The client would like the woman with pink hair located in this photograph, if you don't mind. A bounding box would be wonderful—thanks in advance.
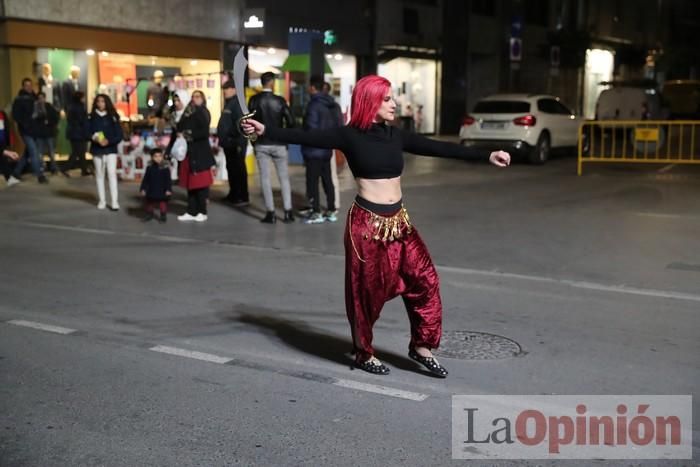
[242,75,510,377]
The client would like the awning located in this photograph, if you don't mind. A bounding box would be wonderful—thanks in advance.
[280,54,333,73]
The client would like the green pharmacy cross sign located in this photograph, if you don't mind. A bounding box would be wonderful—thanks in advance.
[324,30,337,46]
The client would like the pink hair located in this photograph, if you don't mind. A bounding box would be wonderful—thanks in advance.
[348,75,391,131]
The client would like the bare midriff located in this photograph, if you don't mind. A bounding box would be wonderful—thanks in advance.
[355,176,403,204]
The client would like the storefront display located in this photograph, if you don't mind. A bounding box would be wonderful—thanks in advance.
[378,57,437,134]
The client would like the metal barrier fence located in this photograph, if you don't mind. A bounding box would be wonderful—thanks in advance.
[577,120,700,175]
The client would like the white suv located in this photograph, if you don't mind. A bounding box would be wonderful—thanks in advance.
[459,94,581,164]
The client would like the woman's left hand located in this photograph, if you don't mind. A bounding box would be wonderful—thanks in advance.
[99,139,109,147]
[489,150,511,167]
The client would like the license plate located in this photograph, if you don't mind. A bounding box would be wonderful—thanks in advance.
[481,122,506,130]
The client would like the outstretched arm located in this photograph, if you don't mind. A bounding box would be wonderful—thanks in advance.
[401,129,510,167]
[242,119,344,150]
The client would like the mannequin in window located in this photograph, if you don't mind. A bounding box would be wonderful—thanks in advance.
[147,70,167,118]
[38,63,61,108]
[62,66,83,112]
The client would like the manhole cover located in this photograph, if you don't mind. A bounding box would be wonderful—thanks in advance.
[434,331,523,360]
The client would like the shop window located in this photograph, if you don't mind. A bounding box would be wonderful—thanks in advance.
[403,8,420,35]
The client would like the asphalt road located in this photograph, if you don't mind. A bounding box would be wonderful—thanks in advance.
[1,152,698,466]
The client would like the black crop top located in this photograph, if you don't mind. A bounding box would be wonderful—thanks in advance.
[265,123,486,179]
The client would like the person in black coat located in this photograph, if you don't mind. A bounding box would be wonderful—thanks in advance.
[65,91,91,176]
[11,78,47,183]
[217,80,249,206]
[176,90,215,222]
[33,92,61,175]
[0,112,20,185]
[301,76,342,224]
[140,148,172,223]
[88,94,124,210]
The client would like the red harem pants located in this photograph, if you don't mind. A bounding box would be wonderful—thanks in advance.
[344,202,442,362]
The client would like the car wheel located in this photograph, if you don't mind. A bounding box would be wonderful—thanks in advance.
[529,132,550,165]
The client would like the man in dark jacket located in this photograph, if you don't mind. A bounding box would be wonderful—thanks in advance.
[11,78,47,183]
[217,80,249,206]
[302,76,341,224]
[65,91,91,176]
[248,72,296,224]
[34,92,61,175]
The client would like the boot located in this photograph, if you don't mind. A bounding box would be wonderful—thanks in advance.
[260,211,277,224]
[283,210,295,224]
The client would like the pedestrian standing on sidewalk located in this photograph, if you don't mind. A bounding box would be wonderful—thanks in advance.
[65,91,91,176]
[302,76,341,224]
[33,92,61,176]
[140,148,172,223]
[0,109,20,186]
[217,80,249,206]
[247,72,296,224]
[176,90,215,223]
[242,75,511,377]
[1,116,20,186]
[11,78,47,184]
[88,94,123,211]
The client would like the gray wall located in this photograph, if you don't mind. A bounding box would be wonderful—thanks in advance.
[2,0,244,41]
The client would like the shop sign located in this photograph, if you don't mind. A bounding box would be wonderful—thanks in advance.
[243,9,265,35]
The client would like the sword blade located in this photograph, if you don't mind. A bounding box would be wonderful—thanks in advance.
[233,48,250,114]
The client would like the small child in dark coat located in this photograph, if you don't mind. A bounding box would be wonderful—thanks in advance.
[140,148,172,222]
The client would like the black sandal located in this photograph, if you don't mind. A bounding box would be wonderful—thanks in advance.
[355,358,390,375]
[409,349,448,378]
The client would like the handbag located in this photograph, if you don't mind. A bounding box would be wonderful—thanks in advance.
[171,135,187,161]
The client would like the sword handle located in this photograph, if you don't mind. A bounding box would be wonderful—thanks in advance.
[238,110,258,142]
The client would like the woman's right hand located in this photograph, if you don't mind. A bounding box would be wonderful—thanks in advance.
[3,149,19,161]
[241,118,265,137]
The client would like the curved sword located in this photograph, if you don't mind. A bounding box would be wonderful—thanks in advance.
[233,47,257,142]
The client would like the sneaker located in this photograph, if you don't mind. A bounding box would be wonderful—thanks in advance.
[233,200,250,208]
[324,210,339,222]
[194,213,208,222]
[298,207,313,217]
[142,213,154,222]
[97,202,107,210]
[177,213,197,222]
[109,205,120,212]
[38,175,49,184]
[304,212,325,224]
[7,176,21,187]
[158,213,167,223]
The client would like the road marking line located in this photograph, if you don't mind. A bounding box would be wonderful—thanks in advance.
[333,378,429,401]
[439,265,700,304]
[16,222,117,236]
[6,320,77,335]
[11,219,700,304]
[149,345,232,364]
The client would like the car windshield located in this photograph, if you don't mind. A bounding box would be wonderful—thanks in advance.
[473,101,531,113]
